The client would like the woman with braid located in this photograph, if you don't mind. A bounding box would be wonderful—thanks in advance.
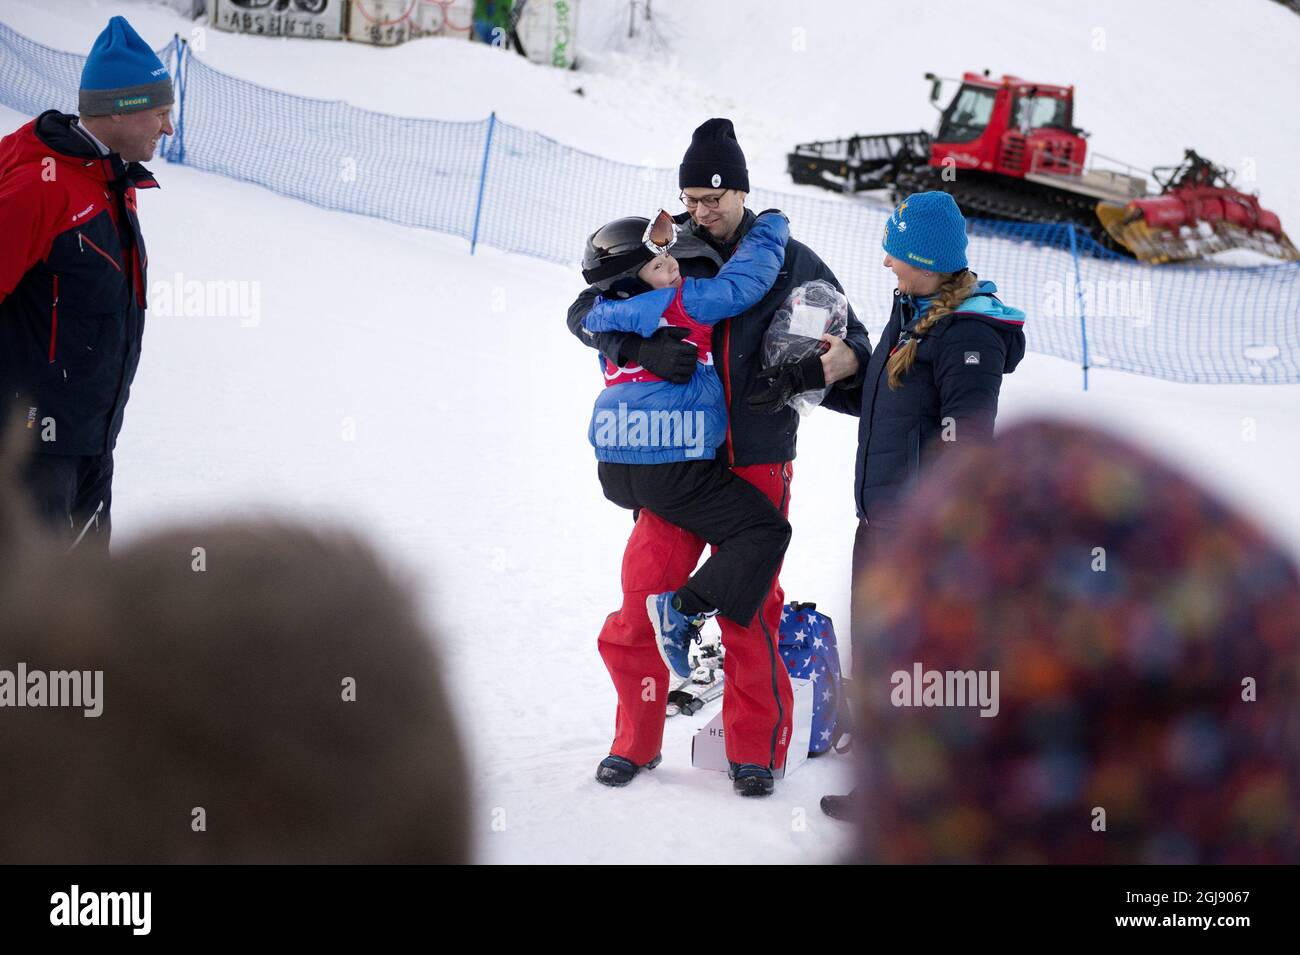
[750,192,1026,820]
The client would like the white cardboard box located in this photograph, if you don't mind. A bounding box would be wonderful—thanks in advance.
[690,677,814,779]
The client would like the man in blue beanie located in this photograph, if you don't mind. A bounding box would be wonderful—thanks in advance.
[566,117,874,796]
[0,16,173,550]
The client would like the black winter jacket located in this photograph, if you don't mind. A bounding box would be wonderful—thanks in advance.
[822,281,1026,520]
[0,111,156,456]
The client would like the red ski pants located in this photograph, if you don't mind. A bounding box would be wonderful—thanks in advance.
[597,462,795,770]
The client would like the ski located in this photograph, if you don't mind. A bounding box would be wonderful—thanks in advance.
[665,636,725,717]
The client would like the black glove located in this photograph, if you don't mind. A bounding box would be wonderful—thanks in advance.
[621,327,696,384]
[747,353,826,415]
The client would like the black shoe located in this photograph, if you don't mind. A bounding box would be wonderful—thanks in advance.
[729,761,774,797]
[595,751,662,787]
[819,789,858,820]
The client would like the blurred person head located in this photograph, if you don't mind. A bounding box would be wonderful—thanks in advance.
[852,419,1300,864]
[0,440,469,864]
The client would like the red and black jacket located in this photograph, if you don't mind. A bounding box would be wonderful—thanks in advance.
[0,110,157,456]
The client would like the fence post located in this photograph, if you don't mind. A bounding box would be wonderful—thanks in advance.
[165,34,188,164]
[470,112,497,255]
[1067,223,1090,391]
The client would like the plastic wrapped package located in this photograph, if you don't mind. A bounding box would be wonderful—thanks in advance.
[759,279,849,415]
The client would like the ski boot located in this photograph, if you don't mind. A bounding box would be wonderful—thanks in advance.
[646,591,707,679]
[819,790,857,820]
[729,761,775,797]
[595,752,662,788]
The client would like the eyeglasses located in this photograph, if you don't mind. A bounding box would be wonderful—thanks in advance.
[679,190,728,211]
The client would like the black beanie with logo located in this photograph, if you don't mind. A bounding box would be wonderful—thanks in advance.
[679,118,749,193]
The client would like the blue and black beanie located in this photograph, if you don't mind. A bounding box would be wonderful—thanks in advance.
[79,16,174,117]
[882,191,969,273]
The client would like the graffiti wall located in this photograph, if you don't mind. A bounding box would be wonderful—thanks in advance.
[210,0,348,40]
[210,0,575,61]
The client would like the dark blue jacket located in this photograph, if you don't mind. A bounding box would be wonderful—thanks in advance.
[0,111,155,456]
[823,280,1026,520]
[568,209,873,467]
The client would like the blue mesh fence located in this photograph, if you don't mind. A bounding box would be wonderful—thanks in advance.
[175,49,490,237]
[3,21,1297,384]
[0,19,110,115]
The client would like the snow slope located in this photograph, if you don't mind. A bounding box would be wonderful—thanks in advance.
[2,0,1298,864]
[8,0,1300,226]
[581,0,1300,232]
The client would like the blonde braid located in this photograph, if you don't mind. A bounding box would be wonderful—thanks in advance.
[886,270,979,390]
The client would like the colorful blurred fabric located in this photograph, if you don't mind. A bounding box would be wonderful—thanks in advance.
[852,419,1300,864]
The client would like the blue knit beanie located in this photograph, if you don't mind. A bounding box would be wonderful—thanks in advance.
[882,191,968,273]
[79,17,174,117]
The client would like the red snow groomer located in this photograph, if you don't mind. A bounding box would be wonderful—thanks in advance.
[1095,150,1298,263]
[787,71,1299,264]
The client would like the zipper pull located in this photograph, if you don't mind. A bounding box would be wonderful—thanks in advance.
[78,233,84,252]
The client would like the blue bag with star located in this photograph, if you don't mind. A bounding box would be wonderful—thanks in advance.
[778,601,848,756]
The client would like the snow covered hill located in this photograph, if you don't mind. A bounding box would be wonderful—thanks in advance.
[8,0,1300,227]
[1,0,1298,864]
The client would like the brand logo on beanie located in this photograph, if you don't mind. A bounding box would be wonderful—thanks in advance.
[115,95,150,108]
[710,173,721,188]
[891,200,909,231]
[906,252,935,265]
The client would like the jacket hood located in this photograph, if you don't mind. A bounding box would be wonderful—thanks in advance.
[670,229,725,269]
[946,279,1027,374]
[676,207,754,262]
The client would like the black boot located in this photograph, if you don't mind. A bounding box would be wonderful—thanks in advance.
[819,789,858,820]
[595,751,662,787]
[729,761,775,797]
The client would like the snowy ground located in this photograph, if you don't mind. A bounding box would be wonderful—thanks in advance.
[2,0,1298,864]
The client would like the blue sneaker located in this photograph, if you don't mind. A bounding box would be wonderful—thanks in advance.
[646,592,706,679]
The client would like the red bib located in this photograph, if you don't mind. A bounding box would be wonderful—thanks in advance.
[603,287,713,387]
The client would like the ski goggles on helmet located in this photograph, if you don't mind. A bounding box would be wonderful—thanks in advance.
[642,208,679,256]
[582,209,680,287]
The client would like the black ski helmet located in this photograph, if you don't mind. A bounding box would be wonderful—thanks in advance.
[582,210,678,290]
